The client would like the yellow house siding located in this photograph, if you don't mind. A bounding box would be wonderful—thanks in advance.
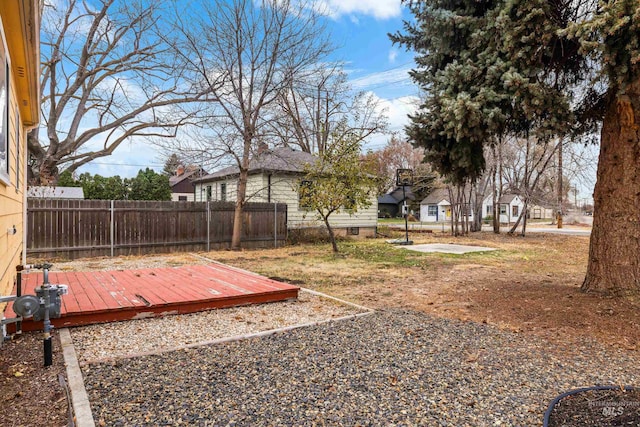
[270,175,378,230]
[0,1,39,314]
[0,68,26,299]
[195,173,378,232]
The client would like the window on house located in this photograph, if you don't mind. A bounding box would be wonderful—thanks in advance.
[344,195,356,211]
[427,205,438,216]
[298,180,313,209]
[486,204,493,215]
[206,185,212,201]
[512,205,519,217]
[178,195,187,201]
[500,204,507,215]
[347,227,359,236]
[0,27,9,185]
[220,183,226,202]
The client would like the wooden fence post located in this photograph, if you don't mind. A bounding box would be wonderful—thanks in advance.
[110,200,115,257]
[206,201,210,252]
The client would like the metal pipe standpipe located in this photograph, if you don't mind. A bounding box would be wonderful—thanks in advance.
[32,264,68,367]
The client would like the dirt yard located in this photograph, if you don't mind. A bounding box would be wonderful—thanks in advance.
[24,229,640,353]
[208,230,640,354]
[4,229,640,425]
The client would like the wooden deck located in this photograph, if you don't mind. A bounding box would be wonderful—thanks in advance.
[5,263,299,333]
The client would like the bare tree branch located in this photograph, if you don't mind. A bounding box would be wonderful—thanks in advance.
[29,0,215,184]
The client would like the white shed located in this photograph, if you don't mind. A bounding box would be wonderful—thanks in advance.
[482,194,524,224]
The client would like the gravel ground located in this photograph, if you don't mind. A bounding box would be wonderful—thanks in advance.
[71,290,363,364]
[80,310,640,426]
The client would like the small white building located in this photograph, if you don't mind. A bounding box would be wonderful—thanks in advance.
[419,188,452,222]
[192,147,378,237]
[27,186,84,199]
[529,204,555,220]
[419,187,478,222]
[482,194,524,224]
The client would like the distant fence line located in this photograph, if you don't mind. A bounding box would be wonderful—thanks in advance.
[27,199,287,260]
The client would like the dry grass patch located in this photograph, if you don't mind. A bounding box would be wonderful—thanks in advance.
[207,231,640,353]
[38,231,640,353]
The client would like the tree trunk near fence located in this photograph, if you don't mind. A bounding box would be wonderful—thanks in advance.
[231,165,249,251]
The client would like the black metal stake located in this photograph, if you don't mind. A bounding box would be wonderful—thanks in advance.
[403,185,409,244]
[16,266,23,334]
[42,264,53,367]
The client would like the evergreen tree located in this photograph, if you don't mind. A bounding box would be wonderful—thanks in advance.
[128,168,172,201]
[78,173,129,200]
[392,0,640,295]
[56,170,81,187]
[162,154,183,176]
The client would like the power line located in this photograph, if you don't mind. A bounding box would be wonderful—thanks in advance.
[85,161,164,167]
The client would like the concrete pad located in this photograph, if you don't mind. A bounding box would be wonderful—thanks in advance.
[397,243,497,254]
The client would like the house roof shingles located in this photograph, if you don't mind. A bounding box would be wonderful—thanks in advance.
[169,168,204,187]
[378,194,399,205]
[194,147,315,183]
[420,188,450,205]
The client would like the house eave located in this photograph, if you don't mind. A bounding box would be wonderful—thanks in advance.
[0,0,40,127]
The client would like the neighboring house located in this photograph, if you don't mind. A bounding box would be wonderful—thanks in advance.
[419,187,478,222]
[482,194,525,224]
[377,186,415,218]
[192,147,378,237]
[0,2,40,305]
[27,186,84,199]
[529,204,555,220]
[419,188,452,222]
[169,165,205,202]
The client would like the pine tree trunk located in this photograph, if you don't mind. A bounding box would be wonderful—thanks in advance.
[582,87,640,295]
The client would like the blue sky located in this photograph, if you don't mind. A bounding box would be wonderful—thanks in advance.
[81,0,420,177]
[72,0,597,202]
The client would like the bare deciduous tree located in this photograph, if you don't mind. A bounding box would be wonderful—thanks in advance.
[269,64,388,155]
[366,135,428,195]
[500,135,561,236]
[30,0,212,184]
[169,0,333,250]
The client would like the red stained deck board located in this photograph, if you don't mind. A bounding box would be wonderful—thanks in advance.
[5,263,299,333]
[169,266,256,297]
[160,266,250,299]
[135,268,216,302]
[188,264,283,293]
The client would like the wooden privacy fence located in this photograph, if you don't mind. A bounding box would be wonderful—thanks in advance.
[27,199,288,260]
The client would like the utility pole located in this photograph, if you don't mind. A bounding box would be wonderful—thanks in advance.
[557,139,563,228]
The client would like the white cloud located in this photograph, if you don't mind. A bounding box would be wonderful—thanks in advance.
[388,49,398,64]
[350,66,413,91]
[364,92,420,151]
[316,0,402,19]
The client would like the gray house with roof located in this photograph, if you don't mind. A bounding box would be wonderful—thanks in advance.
[377,186,415,218]
[192,147,378,237]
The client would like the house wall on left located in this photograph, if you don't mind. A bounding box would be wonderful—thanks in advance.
[0,1,40,310]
